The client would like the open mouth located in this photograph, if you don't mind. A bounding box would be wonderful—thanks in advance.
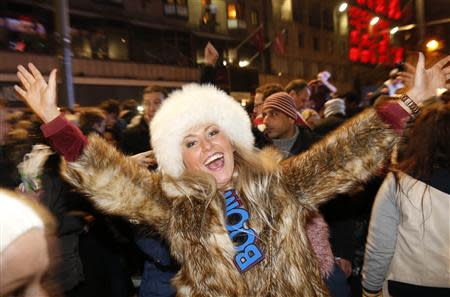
[204,153,225,171]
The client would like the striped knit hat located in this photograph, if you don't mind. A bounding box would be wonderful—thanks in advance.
[263,92,300,120]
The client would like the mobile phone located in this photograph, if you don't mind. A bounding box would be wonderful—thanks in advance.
[395,62,405,72]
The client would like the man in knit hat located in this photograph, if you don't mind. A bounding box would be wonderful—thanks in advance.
[262,92,318,158]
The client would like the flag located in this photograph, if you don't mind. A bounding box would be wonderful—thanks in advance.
[400,0,414,22]
[252,26,265,53]
[273,29,286,55]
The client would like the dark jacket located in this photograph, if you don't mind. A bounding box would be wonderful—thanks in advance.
[120,115,178,296]
[41,154,86,291]
[289,125,320,156]
[0,143,20,188]
[314,114,347,137]
[134,227,178,297]
[120,116,150,155]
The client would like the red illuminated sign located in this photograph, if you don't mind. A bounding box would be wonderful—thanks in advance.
[349,0,403,65]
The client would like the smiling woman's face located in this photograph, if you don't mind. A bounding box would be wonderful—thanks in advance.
[181,123,235,189]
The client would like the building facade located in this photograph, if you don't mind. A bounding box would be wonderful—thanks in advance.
[1,0,414,106]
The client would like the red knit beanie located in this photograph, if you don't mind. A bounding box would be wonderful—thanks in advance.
[263,92,300,120]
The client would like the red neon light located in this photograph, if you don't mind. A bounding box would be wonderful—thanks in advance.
[348,3,403,65]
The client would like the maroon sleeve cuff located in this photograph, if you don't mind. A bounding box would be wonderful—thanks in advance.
[40,114,88,162]
[376,101,411,134]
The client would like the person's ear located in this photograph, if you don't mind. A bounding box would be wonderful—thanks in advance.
[288,117,295,125]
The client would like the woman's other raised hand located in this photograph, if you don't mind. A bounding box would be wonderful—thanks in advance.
[14,63,60,123]
[406,53,450,105]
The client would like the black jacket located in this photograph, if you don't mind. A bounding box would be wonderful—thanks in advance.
[120,116,150,155]
[289,125,320,156]
[313,115,347,137]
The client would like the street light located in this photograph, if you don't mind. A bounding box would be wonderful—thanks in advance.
[426,39,439,51]
[390,26,399,34]
[370,16,380,26]
[239,60,250,67]
[338,2,348,13]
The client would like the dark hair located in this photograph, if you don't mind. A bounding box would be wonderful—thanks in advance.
[121,99,138,111]
[285,79,308,94]
[99,99,121,116]
[143,85,168,98]
[255,83,284,101]
[396,101,450,180]
[79,108,105,132]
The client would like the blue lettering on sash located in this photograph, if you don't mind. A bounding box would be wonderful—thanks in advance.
[223,190,264,273]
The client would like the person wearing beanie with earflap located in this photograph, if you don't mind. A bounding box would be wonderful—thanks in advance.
[262,92,317,158]
[263,93,350,297]
[0,189,56,297]
[14,53,450,296]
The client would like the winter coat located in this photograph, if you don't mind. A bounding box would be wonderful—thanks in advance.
[120,115,150,155]
[60,108,401,297]
[363,170,450,296]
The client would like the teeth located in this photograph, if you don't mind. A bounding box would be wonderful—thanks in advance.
[205,153,223,165]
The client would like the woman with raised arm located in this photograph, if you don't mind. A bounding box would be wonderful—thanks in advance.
[362,97,450,297]
[15,53,450,297]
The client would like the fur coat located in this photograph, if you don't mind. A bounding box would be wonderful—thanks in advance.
[62,108,400,297]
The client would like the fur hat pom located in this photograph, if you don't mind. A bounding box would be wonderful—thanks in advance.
[150,84,254,178]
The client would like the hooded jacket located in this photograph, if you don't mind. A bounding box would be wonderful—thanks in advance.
[44,104,406,297]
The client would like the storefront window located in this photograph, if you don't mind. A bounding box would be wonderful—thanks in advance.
[227,0,246,29]
[163,0,189,18]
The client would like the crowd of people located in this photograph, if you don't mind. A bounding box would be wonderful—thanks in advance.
[1,45,449,297]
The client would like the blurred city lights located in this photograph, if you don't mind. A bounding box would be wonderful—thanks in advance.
[239,60,250,67]
[426,39,439,51]
[390,27,399,34]
[338,2,348,13]
[370,17,380,26]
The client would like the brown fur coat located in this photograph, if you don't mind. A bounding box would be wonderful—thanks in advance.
[62,108,400,296]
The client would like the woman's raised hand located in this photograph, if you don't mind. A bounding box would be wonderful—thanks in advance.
[407,53,450,105]
[14,63,60,123]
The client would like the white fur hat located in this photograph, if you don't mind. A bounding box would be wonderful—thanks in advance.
[150,84,254,178]
[0,190,44,252]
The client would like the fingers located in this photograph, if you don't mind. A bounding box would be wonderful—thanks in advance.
[398,72,413,79]
[444,65,450,74]
[28,63,47,87]
[17,65,35,86]
[435,55,450,69]
[17,71,30,90]
[13,85,27,99]
[404,62,416,73]
[416,52,425,70]
[48,69,57,92]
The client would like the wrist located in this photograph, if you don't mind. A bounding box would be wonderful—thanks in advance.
[405,89,422,106]
[397,93,421,118]
[42,110,61,123]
